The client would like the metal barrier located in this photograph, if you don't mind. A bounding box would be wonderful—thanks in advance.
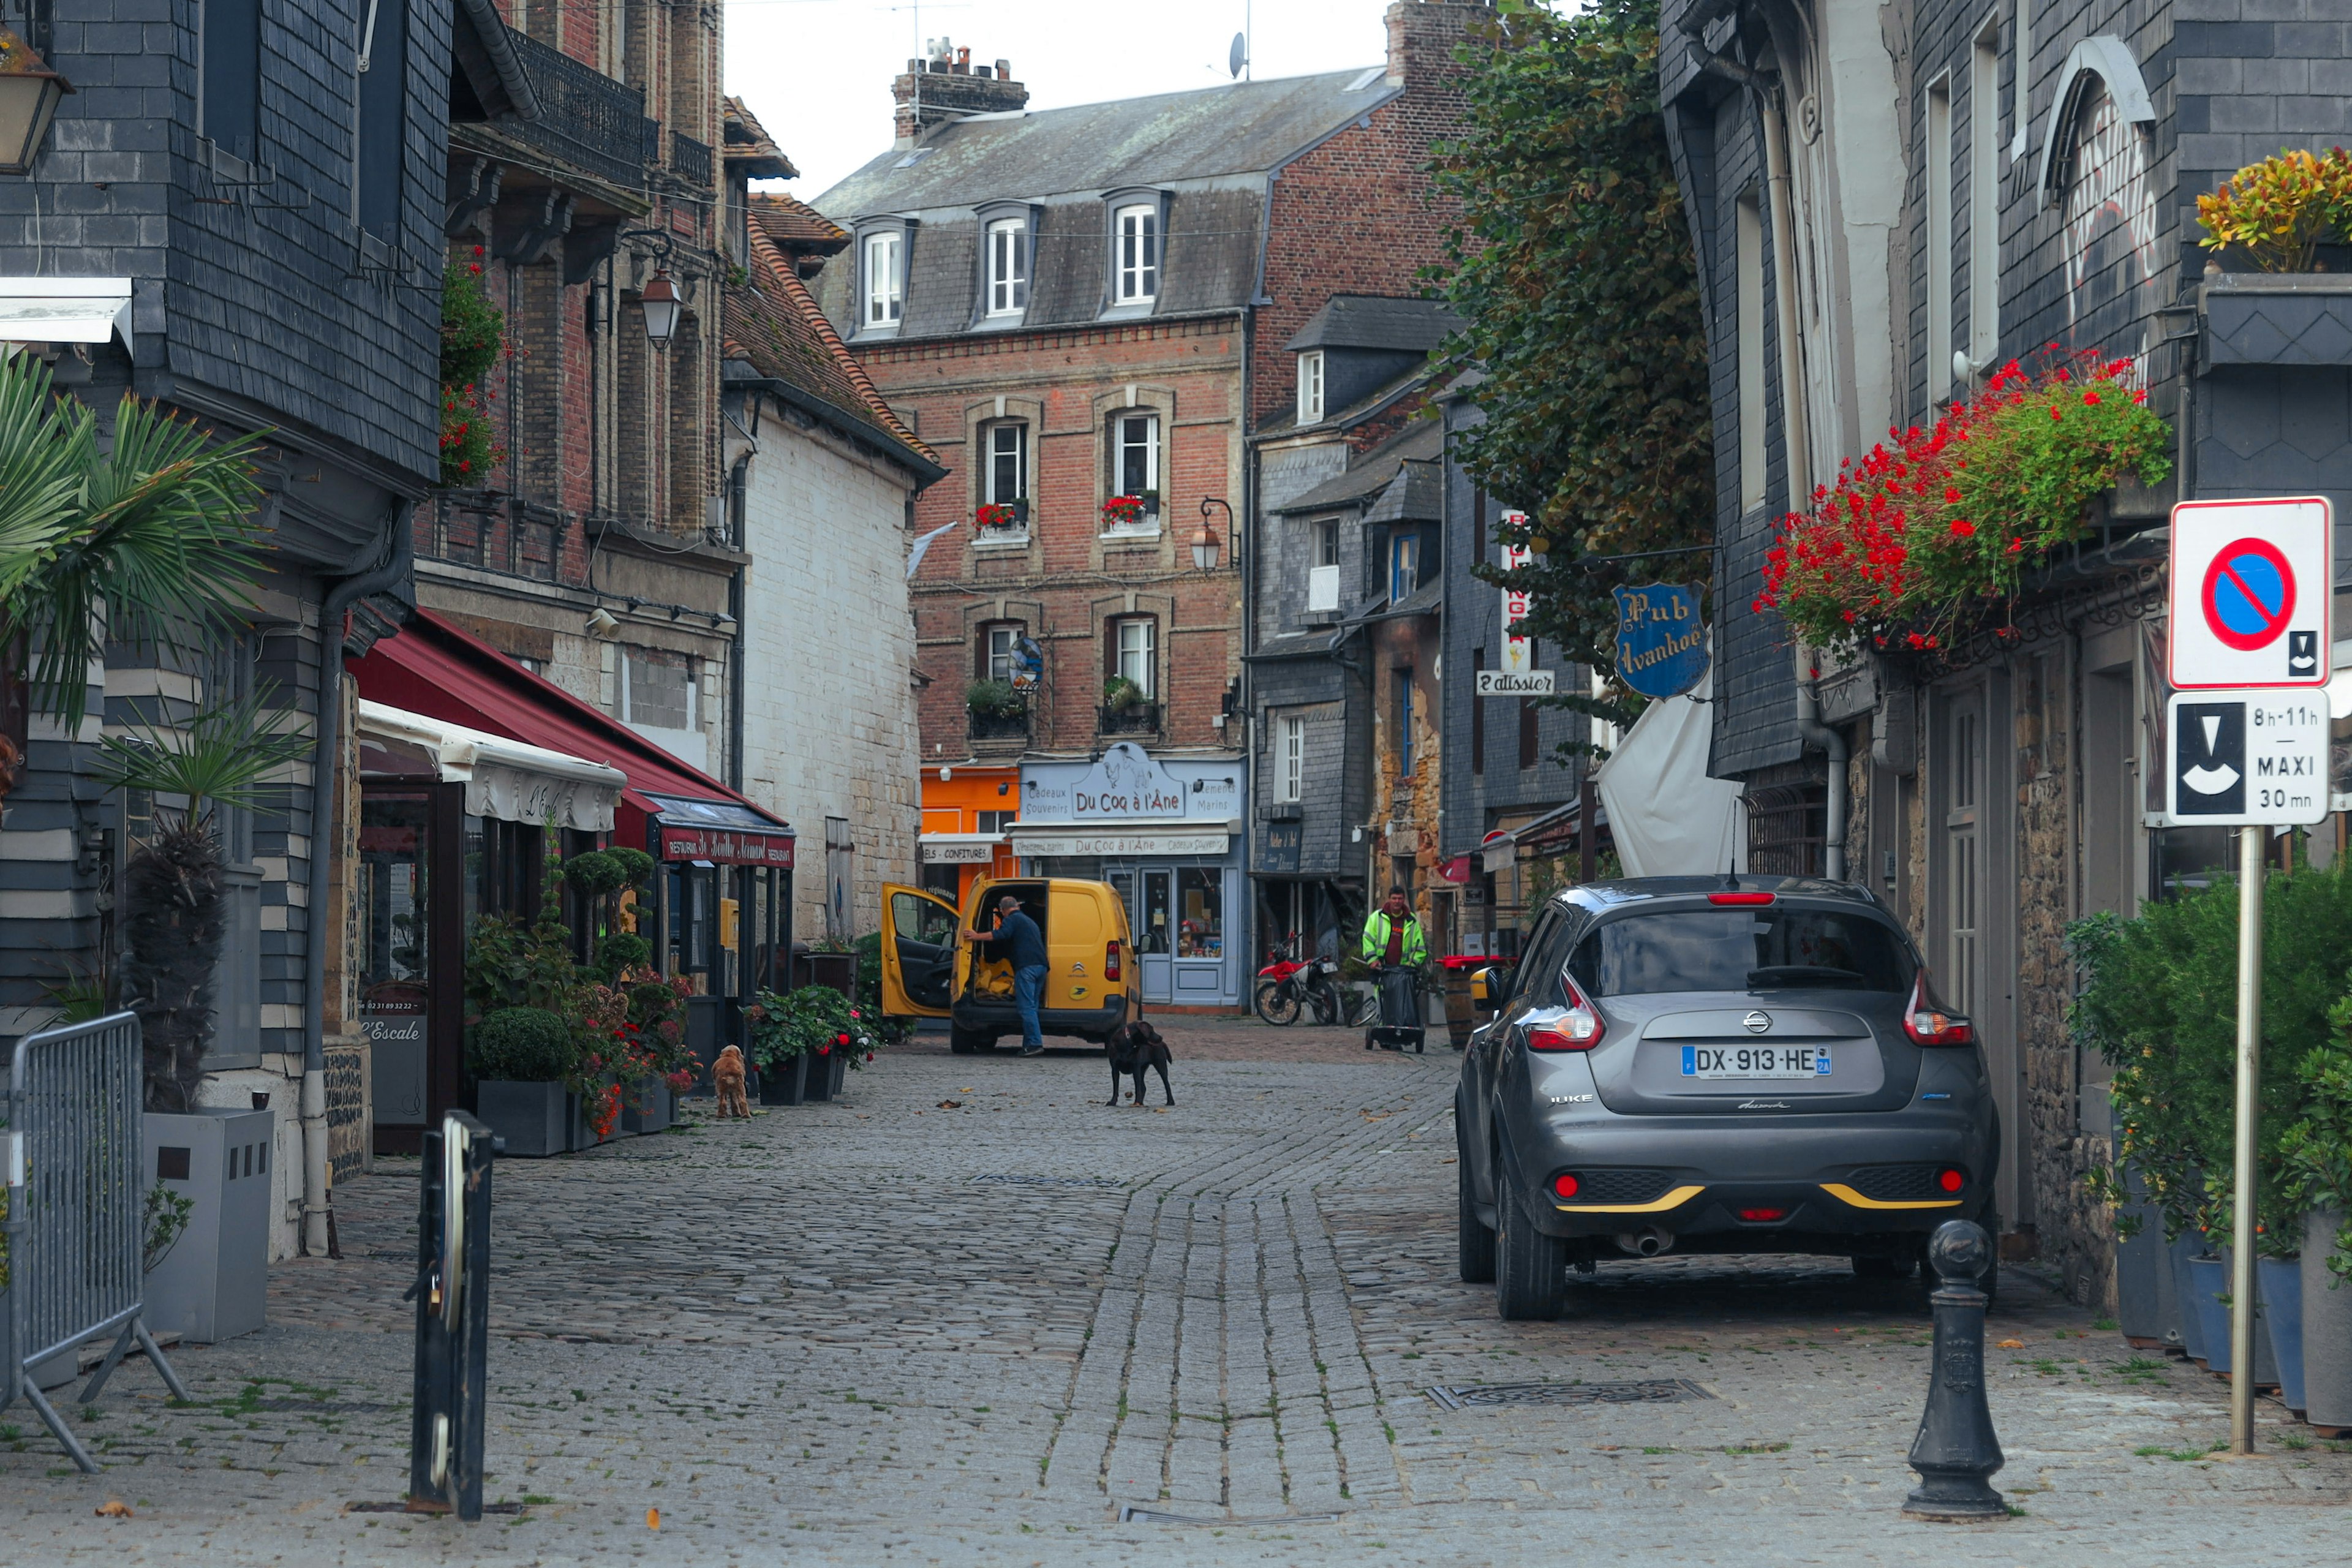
[2,1011,190,1472]
[408,1110,495,1519]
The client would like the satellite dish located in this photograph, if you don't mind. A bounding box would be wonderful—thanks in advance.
[1229,31,1247,78]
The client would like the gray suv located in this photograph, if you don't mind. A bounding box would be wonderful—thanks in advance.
[1456,876,1999,1320]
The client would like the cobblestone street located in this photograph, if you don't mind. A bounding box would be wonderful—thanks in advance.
[6,1019,2352,1564]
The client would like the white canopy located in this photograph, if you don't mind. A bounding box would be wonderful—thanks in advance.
[355,699,627,833]
[1592,657,1747,878]
[0,277,133,346]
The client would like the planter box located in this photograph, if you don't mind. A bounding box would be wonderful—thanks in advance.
[828,1050,851,1098]
[757,1054,809,1106]
[2261,1256,2306,1415]
[2170,1234,2209,1362]
[478,1080,573,1158]
[2191,1251,2280,1384]
[143,1108,273,1345]
[621,1079,674,1134]
[2304,1208,2352,1428]
[2110,1096,2173,1348]
[804,1049,837,1102]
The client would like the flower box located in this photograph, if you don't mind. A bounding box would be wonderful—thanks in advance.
[142,1108,273,1344]
[621,1077,675,1134]
[478,1080,575,1158]
[756,1053,809,1106]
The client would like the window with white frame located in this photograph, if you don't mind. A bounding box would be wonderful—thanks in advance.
[2009,0,2031,159]
[1307,518,1340,613]
[1115,203,1159,302]
[1280,714,1304,802]
[981,622,1025,682]
[986,217,1027,315]
[863,232,902,326]
[1296,350,1324,424]
[1113,617,1156,697]
[1970,18,2000,368]
[1926,75,1954,405]
[1113,412,1158,500]
[985,422,1028,506]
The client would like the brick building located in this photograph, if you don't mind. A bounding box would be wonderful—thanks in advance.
[812,1,1490,1006]
[1664,0,2352,1304]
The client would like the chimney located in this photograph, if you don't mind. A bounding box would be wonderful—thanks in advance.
[1385,1,1491,87]
[892,41,1027,144]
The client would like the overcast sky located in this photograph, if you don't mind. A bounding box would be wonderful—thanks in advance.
[723,0,1412,202]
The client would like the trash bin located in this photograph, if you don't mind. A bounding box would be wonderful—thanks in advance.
[1365,967,1426,1052]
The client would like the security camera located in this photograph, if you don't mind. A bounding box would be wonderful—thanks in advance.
[585,607,620,637]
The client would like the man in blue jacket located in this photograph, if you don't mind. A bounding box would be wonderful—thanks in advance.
[963,893,1050,1056]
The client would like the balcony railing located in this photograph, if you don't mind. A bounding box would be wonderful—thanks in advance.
[426,491,571,584]
[968,709,1030,745]
[503,31,658,191]
[1098,703,1162,738]
[671,131,714,189]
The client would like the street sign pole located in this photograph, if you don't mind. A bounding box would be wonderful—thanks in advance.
[2230,824,2263,1457]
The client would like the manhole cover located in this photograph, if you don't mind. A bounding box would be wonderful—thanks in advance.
[1423,1379,1714,1411]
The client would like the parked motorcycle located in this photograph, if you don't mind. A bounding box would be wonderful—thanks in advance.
[1253,954,1343,1026]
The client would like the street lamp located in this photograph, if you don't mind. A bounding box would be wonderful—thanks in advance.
[638,268,682,344]
[1194,496,1233,571]
[0,28,70,176]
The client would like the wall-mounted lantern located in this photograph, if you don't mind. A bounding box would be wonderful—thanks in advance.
[0,29,70,178]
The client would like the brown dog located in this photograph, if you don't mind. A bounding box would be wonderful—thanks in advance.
[712,1044,750,1119]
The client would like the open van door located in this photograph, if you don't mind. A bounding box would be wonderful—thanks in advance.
[881,884,963,1017]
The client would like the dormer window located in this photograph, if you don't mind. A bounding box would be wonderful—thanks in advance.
[1296,350,1324,424]
[1115,203,1159,303]
[863,231,903,327]
[986,218,1028,315]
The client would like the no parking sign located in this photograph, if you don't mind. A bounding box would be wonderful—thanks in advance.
[2168,497,2332,688]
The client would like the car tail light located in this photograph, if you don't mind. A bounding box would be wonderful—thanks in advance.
[1708,891,1776,906]
[1902,970,1974,1046]
[1104,940,1121,982]
[1528,977,1604,1051]
[1552,1172,1581,1199]
[1937,1167,1965,1194]
[1738,1207,1786,1223]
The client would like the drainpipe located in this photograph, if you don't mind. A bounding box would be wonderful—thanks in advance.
[1793,655,1847,883]
[1758,89,1811,505]
[299,505,413,1257]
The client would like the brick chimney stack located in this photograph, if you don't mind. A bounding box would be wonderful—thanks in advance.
[1384,1,1491,87]
[892,40,1028,145]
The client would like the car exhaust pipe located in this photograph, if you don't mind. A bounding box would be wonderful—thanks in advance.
[1617,1227,1675,1257]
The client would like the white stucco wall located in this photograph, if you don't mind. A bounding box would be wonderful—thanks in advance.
[737,403,923,948]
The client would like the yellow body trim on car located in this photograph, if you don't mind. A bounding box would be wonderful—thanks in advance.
[1553,1184,1707,1215]
[1819,1183,1962,1211]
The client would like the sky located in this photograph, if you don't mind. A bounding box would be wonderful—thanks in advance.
[722,0,1411,202]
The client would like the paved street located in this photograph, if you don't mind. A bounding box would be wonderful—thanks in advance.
[6,1018,2351,1564]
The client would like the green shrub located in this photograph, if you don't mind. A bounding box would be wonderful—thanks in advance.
[608,847,656,891]
[965,679,1023,717]
[747,985,880,1071]
[562,850,627,897]
[469,1005,577,1083]
[596,931,652,978]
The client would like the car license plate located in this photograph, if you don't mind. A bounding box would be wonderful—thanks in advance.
[1681,1044,1831,1079]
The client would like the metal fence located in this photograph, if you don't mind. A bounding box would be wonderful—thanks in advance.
[2,1011,189,1472]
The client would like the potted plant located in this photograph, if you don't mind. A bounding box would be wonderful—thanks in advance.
[976,499,1027,532]
[2196,146,2352,274]
[747,986,835,1104]
[1102,674,1145,712]
[966,678,1023,718]
[1099,492,1146,530]
[469,1006,579,1157]
[2283,1034,2352,1423]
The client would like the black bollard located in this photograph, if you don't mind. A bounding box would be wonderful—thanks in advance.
[1902,1219,2008,1522]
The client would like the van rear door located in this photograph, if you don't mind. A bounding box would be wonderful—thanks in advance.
[880,884,962,1017]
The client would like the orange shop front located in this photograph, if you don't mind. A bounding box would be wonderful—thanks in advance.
[918,763,1019,904]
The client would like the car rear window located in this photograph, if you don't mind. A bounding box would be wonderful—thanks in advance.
[1567,908,1915,997]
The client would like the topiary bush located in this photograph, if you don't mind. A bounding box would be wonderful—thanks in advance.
[562,850,627,898]
[468,1005,577,1084]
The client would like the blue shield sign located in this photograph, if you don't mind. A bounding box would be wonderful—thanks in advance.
[1612,583,1709,699]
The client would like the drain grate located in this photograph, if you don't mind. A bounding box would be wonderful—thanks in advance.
[1424,1379,1714,1411]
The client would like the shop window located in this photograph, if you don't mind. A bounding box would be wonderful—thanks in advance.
[624,646,695,731]
[977,809,1017,832]
[1109,616,1156,698]
[1177,867,1223,959]
[979,621,1026,682]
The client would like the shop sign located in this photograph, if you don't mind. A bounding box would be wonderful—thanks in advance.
[1022,742,1239,823]
[659,826,796,867]
[1499,527,1537,674]
[1476,669,1555,696]
[1015,832,1230,858]
[1611,582,1709,699]
[922,839,997,864]
[1262,820,1302,873]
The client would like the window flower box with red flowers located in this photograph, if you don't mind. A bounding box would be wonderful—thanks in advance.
[1757,350,2171,655]
[1099,493,1154,532]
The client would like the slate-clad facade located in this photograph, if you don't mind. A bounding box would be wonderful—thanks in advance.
[1665,0,2352,1305]
[0,0,467,1257]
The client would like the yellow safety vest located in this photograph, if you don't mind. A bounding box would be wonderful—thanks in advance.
[1360,911,1428,966]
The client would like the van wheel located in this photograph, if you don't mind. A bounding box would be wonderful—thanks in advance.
[1494,1184,1569,1321]
[949,1026,986,1055]
[1457,1131,1496,1284]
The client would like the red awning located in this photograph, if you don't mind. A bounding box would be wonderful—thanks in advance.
[350,608,794,867]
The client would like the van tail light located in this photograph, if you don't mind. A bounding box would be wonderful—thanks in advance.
[1903,970,1974,1046]
[1528,977,1605,1051]
[1104,940,1121,982]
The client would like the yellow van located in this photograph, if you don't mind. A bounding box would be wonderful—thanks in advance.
[880,877,1140,1054]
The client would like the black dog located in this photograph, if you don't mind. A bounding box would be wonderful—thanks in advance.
[1105,1020,1175,1107]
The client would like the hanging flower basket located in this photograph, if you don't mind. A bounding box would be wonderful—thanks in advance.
[1756,349,2172,655]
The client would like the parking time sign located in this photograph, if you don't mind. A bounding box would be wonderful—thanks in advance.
[2168,497,2332,688]
[2165,689,2329,826]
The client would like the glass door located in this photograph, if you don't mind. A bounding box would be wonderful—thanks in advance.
[1138,868,1174,1002]
[1172,866,1227,1002]
[359,791,432,1128]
